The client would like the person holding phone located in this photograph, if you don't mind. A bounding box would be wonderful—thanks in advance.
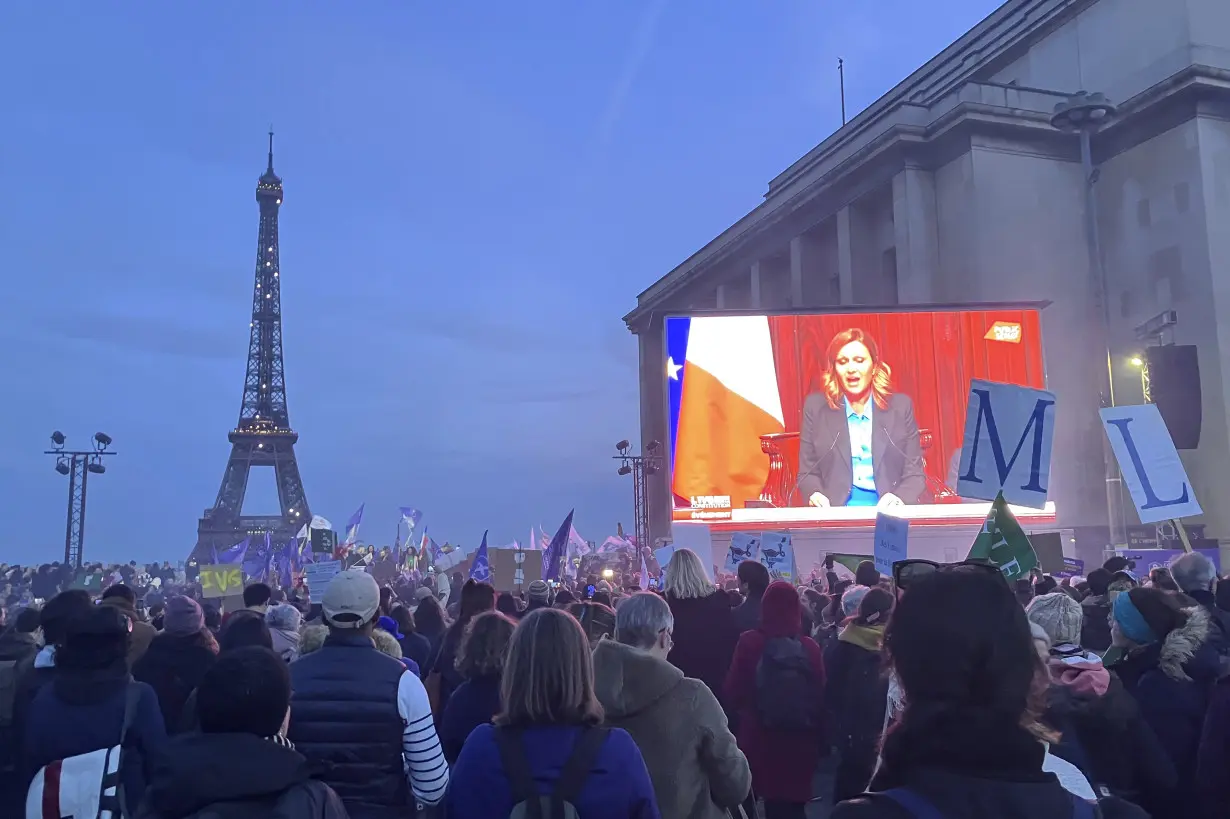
[797,328,925,509]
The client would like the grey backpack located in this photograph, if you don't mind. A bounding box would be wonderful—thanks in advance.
[493,727,609,819]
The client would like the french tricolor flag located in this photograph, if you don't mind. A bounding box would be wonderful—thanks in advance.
[672,316,784,510]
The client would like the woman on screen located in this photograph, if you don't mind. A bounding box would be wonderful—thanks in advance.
[796,328,925,508]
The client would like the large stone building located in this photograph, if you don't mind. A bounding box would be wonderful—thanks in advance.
[625,0,1230,549]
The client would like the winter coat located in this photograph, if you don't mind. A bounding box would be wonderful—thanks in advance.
[1081,595,1113,654]
[593,639,750,819]
[1187,589,1230,657]
[446,724,660,819]
[132,633,217,734]
[1196,671,1230,818]
[723,583,826,803]
[1112,605,1220,819]
[22,671,167,816]
[1042,661,1175,809]
[98,596,158,667]
[397,632,431,674]
[439,674,502,765]
[135,732,349,819]
[731,595,762,634]
[823,624,888,802]
[665,591,740,703]
[831,711,1143,819]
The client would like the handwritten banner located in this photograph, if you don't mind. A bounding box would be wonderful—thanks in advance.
[198,564,243,599]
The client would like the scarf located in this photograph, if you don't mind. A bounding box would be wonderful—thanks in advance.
[838,623,885,653]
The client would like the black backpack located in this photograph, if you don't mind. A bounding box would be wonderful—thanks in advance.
[755,636,821,731]
[494,727,609,819]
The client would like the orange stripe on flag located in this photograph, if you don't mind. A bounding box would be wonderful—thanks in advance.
[673,361,785,510]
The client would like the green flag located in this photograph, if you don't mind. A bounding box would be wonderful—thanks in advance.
[967,493,1038,581]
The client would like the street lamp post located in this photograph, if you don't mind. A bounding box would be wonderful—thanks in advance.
[1051,91,1127,548]
[44,431,116,569]
[614,439,662,557]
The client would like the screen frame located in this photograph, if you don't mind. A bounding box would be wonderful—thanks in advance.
[658,300,1052,510]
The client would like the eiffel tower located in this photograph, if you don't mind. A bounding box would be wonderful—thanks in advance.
[194,133,311,559]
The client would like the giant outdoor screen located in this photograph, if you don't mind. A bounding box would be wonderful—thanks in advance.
[664,307,1046,511]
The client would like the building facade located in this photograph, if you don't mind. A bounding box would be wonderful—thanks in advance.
[625,0,1230,547]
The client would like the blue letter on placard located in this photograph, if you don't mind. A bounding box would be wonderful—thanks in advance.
[1105,417,1190,510]
[959,389,1054,493]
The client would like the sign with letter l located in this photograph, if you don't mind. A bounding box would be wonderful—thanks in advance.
[957,379,1056,509]
[1100,404,1202,523]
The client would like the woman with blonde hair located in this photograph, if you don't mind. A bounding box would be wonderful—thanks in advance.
[446,608,660,818]
[661,548,739,701]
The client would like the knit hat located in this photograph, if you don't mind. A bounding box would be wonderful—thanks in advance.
[1026,592,1083,646]
[528,580,550,602]
[164,596,204,636]
[855,560,881,589]
[855,587,894,626]
[841,585,870,618]
[265,603,302,632]
[1112,590,1157,645]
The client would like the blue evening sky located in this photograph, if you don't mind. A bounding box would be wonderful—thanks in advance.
[0,1,999,564]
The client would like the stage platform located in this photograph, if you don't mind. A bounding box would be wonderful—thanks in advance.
[669,502,1062,579]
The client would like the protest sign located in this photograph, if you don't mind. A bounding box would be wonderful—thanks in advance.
[957,380,1056,508]
[873,512,910,575]
[302,560,342,591]
[759,532,794,580]
[653,544,676,571]
[1100,404,1202,524]
[967,493,1039,581]
[199,564,244,598]
[724,533,761,573]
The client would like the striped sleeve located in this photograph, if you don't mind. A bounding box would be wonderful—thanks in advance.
[397,671,449,805]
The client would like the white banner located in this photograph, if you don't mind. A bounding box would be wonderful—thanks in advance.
[956,379,1056,509]
[1100,404,1202,523]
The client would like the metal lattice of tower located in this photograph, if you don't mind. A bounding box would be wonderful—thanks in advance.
[194,133,311,558]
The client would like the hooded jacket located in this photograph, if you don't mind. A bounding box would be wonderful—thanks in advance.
[592,639,750,819]
[823,623,888,802]
[723,581,825,803]
[665,591,740,704]
[1043,659,1175,809]
[1112,605,1219,819]
[135,732,348,819]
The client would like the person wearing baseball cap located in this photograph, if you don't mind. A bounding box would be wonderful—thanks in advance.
[288,570,448,816]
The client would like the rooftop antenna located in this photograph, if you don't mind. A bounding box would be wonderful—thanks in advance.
[267,125,275,173]
[838,58,847,125]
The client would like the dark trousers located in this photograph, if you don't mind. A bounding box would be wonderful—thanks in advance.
[763,801,807,819]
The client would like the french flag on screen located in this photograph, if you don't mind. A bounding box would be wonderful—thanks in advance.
[671,316,784,509]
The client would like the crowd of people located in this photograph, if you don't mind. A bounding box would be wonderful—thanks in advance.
[0,547,1229,818]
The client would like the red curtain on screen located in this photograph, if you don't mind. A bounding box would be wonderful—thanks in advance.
[768,310,1045,495]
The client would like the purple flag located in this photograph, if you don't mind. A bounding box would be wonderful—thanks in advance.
[544,510,575,581]
[469,531,491,583]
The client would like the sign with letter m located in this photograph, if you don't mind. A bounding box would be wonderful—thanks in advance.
[957,379,1057,509]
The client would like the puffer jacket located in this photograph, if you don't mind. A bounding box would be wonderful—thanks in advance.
[592,639,749,819]
[823,623,888,802]
[1112,606,1220,819]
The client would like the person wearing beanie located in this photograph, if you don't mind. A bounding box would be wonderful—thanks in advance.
[266,603,304,663]
[1027,592,1096,660]
[1081,567,1115,653]
[824,586,893,802]
[138,647,348,819]
[521,579,552,620]
[290,570,448,814]
[133,596,219,733]
[840,584,870,620]
[23,607,167,817]
[1110,587,1218,819]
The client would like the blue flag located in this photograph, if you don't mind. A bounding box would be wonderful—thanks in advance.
[544,510,575,581]
[213,537,249,566]
[399,507,423,530]
[469,531,491,583]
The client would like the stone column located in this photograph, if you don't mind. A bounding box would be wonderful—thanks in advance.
[637,325,671,545]
[837,206,855,304]
[892,168,940,304]
[788,237,805,307]
[750,261,762,309]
